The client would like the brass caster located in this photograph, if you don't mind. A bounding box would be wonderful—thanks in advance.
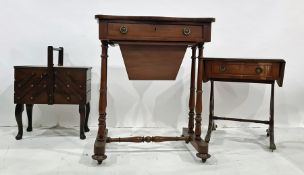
[204,137,210,143]
[196,153,211,163]
[92,154,107,164]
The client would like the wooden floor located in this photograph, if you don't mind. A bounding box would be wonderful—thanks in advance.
[0,126,304,175]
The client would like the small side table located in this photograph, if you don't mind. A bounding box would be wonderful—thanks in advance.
[203,58,285,151]
[14,46,92,140]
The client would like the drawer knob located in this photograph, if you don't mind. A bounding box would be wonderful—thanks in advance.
[256,67,263,74]
[183,27,191,36]
[219,65,226,72]
[120,26,128,34]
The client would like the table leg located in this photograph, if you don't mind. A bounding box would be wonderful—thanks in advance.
[26,104,34,132]
[84,102,90,132]
[192,43,210,162]
[269,82,276,151]
[15,104,24,140]
[187,46,196,134]
[205,81,214,143]
[92,41,109,164]
[194,44,204,140]
[79,104,86,140]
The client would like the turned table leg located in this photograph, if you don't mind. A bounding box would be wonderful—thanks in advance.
[84,102,90,132]
[26,104,34,132]
[269,82,276,151]
[194,44,204,141]
[193,43,210,162]
[15,104,24,140]
[187,46,197,134]
[79,104,86,140]
[92,41,109,164]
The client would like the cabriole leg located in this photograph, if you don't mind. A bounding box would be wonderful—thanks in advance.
[15,104,24,140]
[79,104,86,140]
[26,104,33,132]
[85,102,90,132]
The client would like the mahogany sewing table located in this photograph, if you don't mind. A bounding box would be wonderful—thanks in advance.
[92,15,215,164]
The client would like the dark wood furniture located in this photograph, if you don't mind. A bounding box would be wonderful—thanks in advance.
[203,58,286,151]
[14,46,92,140]
[93,15,215,164]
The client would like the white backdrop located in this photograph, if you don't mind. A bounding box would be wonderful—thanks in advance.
[0,0,303,129]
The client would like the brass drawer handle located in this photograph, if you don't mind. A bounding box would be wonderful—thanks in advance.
[219,65,226,72]
[183,27,191,36]
[120,26,128,34]
[256,67,263,74]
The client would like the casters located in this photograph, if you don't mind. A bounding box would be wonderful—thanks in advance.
[196,153,211,163]
[92,154,107,164]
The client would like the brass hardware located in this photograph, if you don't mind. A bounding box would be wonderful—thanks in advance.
[183,27,191,36]
[66,96,70,101]
[256,67,263,74]
[120,26,128,34]
[219,65,226,72]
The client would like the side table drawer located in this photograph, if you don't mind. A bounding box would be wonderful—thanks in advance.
[106,23,204,42]
[210,62,273,78]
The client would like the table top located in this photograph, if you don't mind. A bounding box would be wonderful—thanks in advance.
[95,15,215,23]
[14,65,92,69]
[203,58,285,63]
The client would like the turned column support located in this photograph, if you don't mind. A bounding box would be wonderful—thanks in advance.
[194,43,204,140]
[92,41,109,164]
[98,41,108,141]
[188,46,197,134]
[107,136,191,143]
